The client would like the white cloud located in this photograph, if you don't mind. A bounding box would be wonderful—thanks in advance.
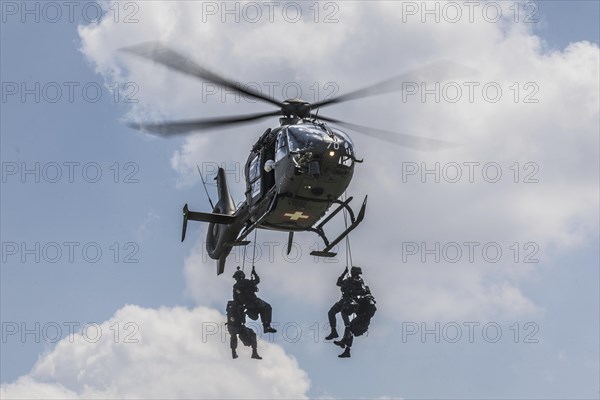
[1,305,310,399]
[78,1,598,322]
[135,210,160,241]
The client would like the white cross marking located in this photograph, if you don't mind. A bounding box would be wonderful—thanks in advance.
[284,211,310,221]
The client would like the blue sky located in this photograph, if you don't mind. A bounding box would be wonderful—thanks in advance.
[1,1,599,399]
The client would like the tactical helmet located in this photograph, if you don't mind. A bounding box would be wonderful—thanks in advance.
[351,266,362,276]
[233,267,245,280]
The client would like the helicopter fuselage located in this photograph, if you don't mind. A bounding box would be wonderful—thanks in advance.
[181,119,367,274]
[244,121,357,232]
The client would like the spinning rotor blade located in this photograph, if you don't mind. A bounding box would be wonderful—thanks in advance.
[128,110,281,136]
[314,114,456,151]
[120,42,285,108]
[312,61,474,109]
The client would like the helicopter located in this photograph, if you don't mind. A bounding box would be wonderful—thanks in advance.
[121,42,462,275]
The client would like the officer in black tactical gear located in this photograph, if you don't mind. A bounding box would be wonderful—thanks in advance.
[325,266,366,340]
[334,286,377,358]
[226,300,262,360]
[232,266,277,333]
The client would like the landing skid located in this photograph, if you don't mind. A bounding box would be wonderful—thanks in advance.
[309,195,368,257]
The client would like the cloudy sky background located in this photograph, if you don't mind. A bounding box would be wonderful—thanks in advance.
[1,1,598,398]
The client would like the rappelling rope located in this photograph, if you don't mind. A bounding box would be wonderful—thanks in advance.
[341,192,353,268]
[251,229,258,272]
[242,241,247,271]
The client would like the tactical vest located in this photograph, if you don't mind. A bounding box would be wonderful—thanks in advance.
[234,280,258,305]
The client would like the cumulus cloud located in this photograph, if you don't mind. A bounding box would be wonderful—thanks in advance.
[3,2,597,399]
[1,305,310,399]
[77,0,598,323]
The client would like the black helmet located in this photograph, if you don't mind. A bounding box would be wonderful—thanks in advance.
[232,267,245,280]
[351,266,362,276]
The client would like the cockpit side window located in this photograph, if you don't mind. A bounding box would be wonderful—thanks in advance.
[249,154,260,182]
[248,154,261,198]
[275,130,288,161]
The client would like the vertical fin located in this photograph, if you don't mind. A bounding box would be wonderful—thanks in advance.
[182,204,189,242]
[216,168,235,214]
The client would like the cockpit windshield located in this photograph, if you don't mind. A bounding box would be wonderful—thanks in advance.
[330,128,354,151]
[287,126,328,152]
[287,125,355,156]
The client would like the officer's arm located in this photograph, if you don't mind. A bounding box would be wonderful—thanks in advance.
[336,268,348,286]
[250,265,260,285]
[252,272,260,285]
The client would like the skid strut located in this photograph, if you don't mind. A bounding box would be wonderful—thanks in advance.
[309,195,368,257]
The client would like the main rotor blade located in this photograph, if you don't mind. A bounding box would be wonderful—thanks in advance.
[314,114,456,151]
[120,42,285,109]
[312,61,474,109]
[128,110,281,136]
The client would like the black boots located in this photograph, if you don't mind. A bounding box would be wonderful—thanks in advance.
[263,325,277,333]
[333,334,351,358]
[251,348,262,360]
[325,328,339,340]
[233,348,262,360]
[338,347,351,358]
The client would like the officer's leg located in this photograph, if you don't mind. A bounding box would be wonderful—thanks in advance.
[230,334,238,359]
[334,326,352,347]
[337,327,352,358]
[256,298,272,325]
[238,327,249,347]
[328,300,343,328]
[246,326,257,349]
[245,326,262,360]
[256,298,276,333]
[341,309,351,327]
[344,327,354,348]
[326,300,343,340]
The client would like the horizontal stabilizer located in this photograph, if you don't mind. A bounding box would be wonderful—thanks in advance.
[182,203,237,242]
[188,210,237,224]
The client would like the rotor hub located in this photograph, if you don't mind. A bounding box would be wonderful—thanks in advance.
[282,98,311,118]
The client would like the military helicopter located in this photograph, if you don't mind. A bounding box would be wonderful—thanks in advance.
[122,43,461,275]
